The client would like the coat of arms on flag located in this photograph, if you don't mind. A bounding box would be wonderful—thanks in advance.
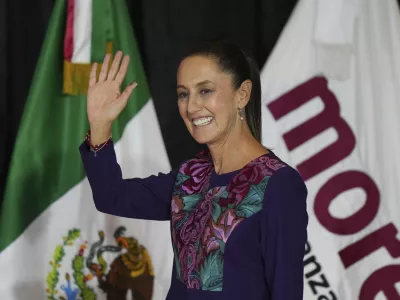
[46,226,154,300]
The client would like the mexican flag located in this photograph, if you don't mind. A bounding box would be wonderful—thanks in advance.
[0,0,173,299]
[261,0,400,299]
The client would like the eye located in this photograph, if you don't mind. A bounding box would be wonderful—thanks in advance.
[200,89,212,96]
[177,91,189,100]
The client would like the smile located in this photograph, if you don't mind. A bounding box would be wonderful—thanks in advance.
[192,117,214,127]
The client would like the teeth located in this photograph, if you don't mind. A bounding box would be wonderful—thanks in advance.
[193,117,213,126]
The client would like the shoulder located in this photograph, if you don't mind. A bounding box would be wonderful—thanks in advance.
[269,165,307,193]
[263,154,308,209]
[264,150,306,189]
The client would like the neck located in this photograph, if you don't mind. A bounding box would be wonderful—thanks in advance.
[207,125,268,174]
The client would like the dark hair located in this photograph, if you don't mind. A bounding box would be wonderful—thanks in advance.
[181,39,262,142]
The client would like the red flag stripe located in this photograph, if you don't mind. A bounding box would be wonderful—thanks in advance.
[63,0,75,61]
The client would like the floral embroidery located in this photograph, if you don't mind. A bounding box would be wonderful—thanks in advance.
[171,151,286,291]
[178,150,213,195]
[202,209,243,255]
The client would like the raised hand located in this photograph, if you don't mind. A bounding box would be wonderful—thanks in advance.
[87,51,137,144]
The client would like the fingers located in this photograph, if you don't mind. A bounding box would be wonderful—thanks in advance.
[91,51,130,88]
[118,82,137,106]
[115,55,130,85]
[89,62,98,88]
[99,53,111,81]
[107,51,123,81]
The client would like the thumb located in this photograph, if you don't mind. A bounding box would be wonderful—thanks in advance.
[118,82,137,105]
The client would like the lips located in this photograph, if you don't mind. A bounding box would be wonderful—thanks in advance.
[192,117,214,127]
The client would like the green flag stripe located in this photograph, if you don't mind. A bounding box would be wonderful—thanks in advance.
[108,0,150,141]
[0,0,150,251]
[92,0,114,62]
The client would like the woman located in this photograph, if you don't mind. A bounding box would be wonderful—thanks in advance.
[80,40,308,299]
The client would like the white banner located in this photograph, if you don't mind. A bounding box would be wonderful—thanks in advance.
[261,0,400,299]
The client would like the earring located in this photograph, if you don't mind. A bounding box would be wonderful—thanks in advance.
[238,108,244,121]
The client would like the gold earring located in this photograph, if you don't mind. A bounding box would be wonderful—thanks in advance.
[238,108,244,121]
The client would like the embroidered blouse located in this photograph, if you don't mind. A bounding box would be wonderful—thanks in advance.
[80,141,308,300]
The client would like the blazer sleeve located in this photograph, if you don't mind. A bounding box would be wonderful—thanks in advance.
[79,141,176,221]
[261,166,308,299]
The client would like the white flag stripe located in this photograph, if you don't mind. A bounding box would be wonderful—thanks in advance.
[72,0,92,63]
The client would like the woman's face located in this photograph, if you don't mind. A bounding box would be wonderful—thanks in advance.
[177,55,241,145]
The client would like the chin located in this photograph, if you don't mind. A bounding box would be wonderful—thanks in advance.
[191,135,210,145]
[191,132,217,145]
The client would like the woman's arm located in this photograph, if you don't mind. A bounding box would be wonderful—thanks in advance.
[80,140,176,221]
[80,52,177,220]
[261,166,308,299]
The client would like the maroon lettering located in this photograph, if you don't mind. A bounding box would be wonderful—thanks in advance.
[314,170,379,235]
[339,223,400,268]
[360,265,400,299]
[318,291,338,300]
[267,76,356,181]
[304,255,322,279]
[308,274,330,294]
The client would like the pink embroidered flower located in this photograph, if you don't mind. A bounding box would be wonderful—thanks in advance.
[220,170,253,205]
[222,159,274,205]
[219,171,252,206]
[179,158,213,195]
[180,199,212,244]
[218,196,235,207]
[263,157,286,171]
[246,160,273,183]
[202,209,243,254]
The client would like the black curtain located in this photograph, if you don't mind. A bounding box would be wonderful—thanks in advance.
[0,0,54,205]
[130,0,298,167]
[0,0,298,204]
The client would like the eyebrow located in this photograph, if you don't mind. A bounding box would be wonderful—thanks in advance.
[177,80,213,89]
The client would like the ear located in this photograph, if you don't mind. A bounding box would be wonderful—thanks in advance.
[237,79,252,109]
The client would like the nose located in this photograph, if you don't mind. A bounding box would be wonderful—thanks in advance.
[187,95,202,114]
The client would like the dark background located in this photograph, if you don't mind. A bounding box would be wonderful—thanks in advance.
[0,0,298,202]
[2,0,398,204]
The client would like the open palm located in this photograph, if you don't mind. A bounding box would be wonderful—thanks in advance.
[87,51,137,125]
